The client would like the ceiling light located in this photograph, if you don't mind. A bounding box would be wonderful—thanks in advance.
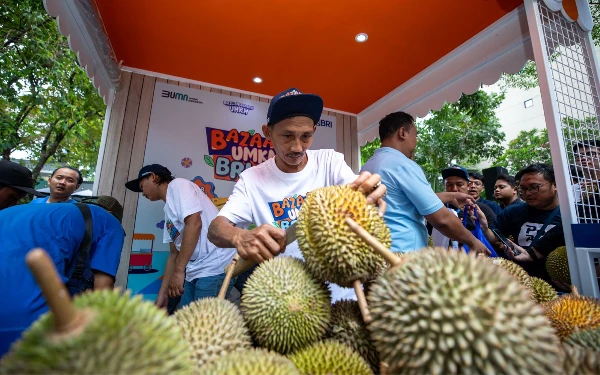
[355,33,368,43]
[253,77,263,83]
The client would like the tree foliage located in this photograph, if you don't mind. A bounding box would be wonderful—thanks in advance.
[361,90,506,191]
[500,4,600,91]
[0,0,105,180]
[495,129,552,175]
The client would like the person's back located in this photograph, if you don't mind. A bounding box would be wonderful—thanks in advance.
[362,148,440,252]
[0,203,123,355]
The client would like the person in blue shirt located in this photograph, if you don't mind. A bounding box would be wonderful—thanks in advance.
[467,171,502,215]
[30,166,82,204]
[360,111,489,255]
[0,199,125,356]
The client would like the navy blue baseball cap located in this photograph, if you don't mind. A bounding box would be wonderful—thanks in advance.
[267,88,323,126]
[125,164,172,192]
[442,165,470,181]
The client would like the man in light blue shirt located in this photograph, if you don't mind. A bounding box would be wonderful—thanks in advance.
[361,111,489,255]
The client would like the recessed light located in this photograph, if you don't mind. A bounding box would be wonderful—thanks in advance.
[253,77,263,83]
[355,33,368,43]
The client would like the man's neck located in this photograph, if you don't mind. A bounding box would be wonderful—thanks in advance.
[536,198,559,211]
[158,182,170,202]
[381,141,410,159]
[47,195,70,203]
[274,154,308,173]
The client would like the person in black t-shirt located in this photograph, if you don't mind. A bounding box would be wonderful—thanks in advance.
[471,164,565,283]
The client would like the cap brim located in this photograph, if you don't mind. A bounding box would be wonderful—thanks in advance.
[442,170,469,181]
[268,94,324,125]
[13,185,45,197]
[125,178,143,192]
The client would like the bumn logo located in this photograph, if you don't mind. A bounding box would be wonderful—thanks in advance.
[161,90,202,104]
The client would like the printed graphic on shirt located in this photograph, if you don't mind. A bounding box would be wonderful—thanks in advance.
[269,194,306,229]
[204,127,276,182]
[518,222,556,247]
[166,219,181,242]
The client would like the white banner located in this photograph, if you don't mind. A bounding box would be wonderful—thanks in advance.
[127,82,337,296]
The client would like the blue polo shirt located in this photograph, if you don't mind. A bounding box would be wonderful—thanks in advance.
[30,196,77,204]
[0,203,124,356]
[361,147,444,253]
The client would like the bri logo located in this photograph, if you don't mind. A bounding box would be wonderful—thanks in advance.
[224,101,255,115]
[317,119,333,128]
[161,90,203,104]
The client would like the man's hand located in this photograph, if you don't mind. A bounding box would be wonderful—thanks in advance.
[466,238,491,256]
[348,171,387,215]
[168,270,185,298]
[156,290,168,309]
[467,204,489,231]
[232,224,286,263]
[450,193,474,209]
[505,241,543,263]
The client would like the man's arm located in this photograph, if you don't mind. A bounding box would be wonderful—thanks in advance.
[436,192,474,208]
[425,208,491,255]
[157,243,178,308]
[93,270,115,289]
[168,212,202,298]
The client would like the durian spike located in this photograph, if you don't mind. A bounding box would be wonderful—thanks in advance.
[25,248,82,333]
[380,362,389,375]
[218,254,239,299]
[345,217,401,267]
[353,280,372,324]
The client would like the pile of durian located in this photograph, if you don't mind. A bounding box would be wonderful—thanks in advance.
[2,186,599,375]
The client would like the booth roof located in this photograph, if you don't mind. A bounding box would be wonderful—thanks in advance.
[77,0,523,114]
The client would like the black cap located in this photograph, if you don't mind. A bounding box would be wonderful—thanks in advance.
[0,160,43,196]
[125,164,172,192]
[267,88,323,126]
[441,165,470,181]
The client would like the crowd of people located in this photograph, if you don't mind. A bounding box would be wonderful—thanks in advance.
[0,87,597,357]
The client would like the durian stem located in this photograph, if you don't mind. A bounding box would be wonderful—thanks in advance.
[25,248,78,332]
[218,254,239,299]
[570,285,579,296]
[345,217,401,267]
[353,280,372,324]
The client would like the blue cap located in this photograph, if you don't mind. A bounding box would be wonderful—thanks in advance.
[441,165,470,181]
[267,88,323,126]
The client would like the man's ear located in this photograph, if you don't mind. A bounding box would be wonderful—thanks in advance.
[397,127,406,140]
[262,124,271,139]
[151,173,160,183]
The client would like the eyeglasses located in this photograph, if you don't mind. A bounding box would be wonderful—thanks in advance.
[575,151,599,159]
[467,181,482,187]
[517,183,548,195]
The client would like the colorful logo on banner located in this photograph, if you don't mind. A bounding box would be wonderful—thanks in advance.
[223,101,254,115]
[192,175,218,199]
[269,193,306,229]
[204,127,275,181]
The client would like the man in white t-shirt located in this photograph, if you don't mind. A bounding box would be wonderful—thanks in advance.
[207,87,386,301]
[126,164,237,309]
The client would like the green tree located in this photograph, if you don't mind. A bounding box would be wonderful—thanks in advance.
[495,129,552,175]
[360,90,506,191]
[500,4,600,91]
[1,0,105,180]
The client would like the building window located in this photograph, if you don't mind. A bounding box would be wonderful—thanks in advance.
[524,99,534,108]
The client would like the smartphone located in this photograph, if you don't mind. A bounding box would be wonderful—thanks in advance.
[491,228,519,256]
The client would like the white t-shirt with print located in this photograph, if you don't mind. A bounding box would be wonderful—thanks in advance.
[218,149,359,301]
[164,178,236,281]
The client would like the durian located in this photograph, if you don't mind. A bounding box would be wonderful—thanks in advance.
[297,185,389,287]
[289,340,373,375]
[491,258,532,287]
[546,246,571,284]
[561,342,600,375]
[1,289,193,374]
[172,298,251,368]
[530,277,558,304]
[545,294,600,339]
[241,256,331,354]
[368,248,561,374]
[325,300,379,373]
[566,327,600,352]
[201,348,299,375]
[427,235,435,247]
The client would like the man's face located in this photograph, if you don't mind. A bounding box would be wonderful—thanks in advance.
[467,178,484,200]
[139,175,160,202]
[263,116,315,169]
[405,124,418,160]
[49,168,80,199]
[444,176,468,194]
[0,186,26,210]
[517,172,557,209]
[575,145,600,172]
[494,179,516,200]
